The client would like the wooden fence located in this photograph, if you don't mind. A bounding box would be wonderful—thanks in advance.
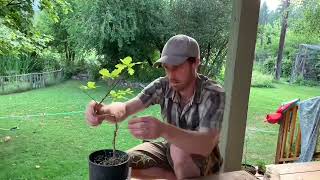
[0,69,63,95]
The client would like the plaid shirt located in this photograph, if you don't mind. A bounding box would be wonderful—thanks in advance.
[135,74,225,175]
[137,74,225,132]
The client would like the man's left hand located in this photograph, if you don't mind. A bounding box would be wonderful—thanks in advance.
[128,116,165,140]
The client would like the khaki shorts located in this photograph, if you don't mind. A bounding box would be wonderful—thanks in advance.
[127,141,222,176]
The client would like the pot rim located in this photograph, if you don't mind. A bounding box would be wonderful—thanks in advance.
[89,149,130,167]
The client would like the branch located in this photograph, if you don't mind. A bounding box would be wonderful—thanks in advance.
[81,90,97,103]
[6,0,21,6]
[112,120,118,158]
[98,77,122,105]
[207,39,228,77]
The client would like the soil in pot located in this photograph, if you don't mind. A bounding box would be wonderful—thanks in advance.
[89,149,130,180]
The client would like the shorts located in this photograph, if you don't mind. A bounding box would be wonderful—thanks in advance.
[127,141,223,176]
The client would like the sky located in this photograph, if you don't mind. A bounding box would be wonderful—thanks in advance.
[261,0,282,11]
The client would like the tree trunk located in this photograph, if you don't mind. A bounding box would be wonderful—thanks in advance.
[275,0,290,80]
[202,42,211,74]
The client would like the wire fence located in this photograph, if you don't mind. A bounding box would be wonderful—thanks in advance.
[0,69,63,95]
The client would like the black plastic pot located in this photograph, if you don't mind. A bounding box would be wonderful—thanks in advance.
[241,163,256,175]
[89,149,130,180]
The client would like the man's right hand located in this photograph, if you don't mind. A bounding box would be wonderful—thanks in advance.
[85,101,127,126]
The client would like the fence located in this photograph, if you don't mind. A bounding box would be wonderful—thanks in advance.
[0,69,64,95]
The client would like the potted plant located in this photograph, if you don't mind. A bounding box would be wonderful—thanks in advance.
[257,160,266,175]
[81,56,141,180]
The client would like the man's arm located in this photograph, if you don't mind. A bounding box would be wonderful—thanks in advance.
[99,77,164,122]
[124,98,146,118]
[99,97,146,122]
[128,116,219,157]
[162,124,219,156]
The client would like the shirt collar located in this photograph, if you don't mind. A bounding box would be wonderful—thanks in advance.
[164,74,203,104]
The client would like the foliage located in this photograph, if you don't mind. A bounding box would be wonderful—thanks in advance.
[79,49,103,80]
[294,0,320,38]
[262,57,276,75]
[294,75,320,86]
[281,58,293,77]
[32,0,231,81]
[170,0,231,78]
[251,70,275,88]
[256,0,320,80]
[0,0,71,56]
[81,56,139,103]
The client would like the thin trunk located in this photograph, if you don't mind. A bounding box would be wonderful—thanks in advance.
[275,0,290,80]
[65,41,69,64]
[202,42,211,75]
[112,122,118,158]
[206,39,228,77]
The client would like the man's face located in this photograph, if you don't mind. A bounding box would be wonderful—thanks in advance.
[163,59,197,91]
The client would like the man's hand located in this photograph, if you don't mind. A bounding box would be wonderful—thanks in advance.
[85,101,126,126]
[128,116,165,140]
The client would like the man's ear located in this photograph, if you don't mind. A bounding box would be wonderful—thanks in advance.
[195,58,201,69]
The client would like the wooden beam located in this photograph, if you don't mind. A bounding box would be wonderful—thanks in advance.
[220,0,260,172]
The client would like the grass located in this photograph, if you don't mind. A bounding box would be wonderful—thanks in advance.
[244,82,320,165]
[0,80,161,179]
[0,80,319,179]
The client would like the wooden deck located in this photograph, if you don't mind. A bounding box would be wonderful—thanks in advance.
[130,170,256,180]
[130,161,320,179]
[264,161,320,180]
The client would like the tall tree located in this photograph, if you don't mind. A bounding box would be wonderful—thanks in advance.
[259,1,269,25]
[258,2,269,47]
[275,0,291,80]
[0,0,70,56]
[170,0,231,78]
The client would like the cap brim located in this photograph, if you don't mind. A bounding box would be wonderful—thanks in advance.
[153,55,188,68]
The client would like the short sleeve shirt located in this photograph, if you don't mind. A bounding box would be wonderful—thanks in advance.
[137,74,225,131]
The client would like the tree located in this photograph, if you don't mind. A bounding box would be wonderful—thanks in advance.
[170,0,231,78]
[258,2,269,47]
[275,0,291,80]
[259,1,269,25]
[0,0,70,56]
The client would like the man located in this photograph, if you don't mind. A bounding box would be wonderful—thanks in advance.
[86,34,225,179]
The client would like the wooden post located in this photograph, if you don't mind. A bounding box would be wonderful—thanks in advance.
[220,0,260,172]
[288,106,298,157]
[275,120,284,164]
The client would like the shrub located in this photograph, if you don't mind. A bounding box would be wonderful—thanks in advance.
[294,75,320,87]
[262,56,276,74]
[38,49,61,71]
[132,63,165,83]
[281,58,293,78]
[251,70,275,88]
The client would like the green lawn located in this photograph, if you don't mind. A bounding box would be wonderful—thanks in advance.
[245,82,320,165]
[0,80,319,179]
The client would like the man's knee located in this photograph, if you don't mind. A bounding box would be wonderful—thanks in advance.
[170,145,200,179]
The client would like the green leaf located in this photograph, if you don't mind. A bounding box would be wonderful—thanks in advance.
[87,81,96,89]
[125,88,133,94]
[99,69,112,79]
[121,56,132,66]
[127,67,135,75]
[115,64,126,71]
[80,85,88,90]
[111,69,121,78]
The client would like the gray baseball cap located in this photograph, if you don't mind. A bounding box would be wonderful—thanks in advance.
[154,34,200,67]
